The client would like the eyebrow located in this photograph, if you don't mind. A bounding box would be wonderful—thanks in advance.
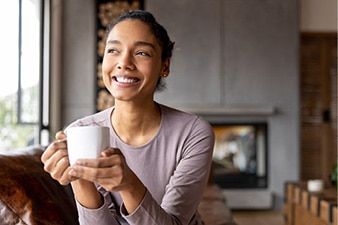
[106,40,157,51]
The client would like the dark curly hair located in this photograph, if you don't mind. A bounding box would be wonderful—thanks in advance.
[106,10,175,92]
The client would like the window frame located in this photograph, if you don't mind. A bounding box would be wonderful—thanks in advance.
[16,0,51,145]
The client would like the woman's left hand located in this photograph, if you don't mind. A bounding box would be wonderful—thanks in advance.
[69,147,146,214]
[69,148,134,191]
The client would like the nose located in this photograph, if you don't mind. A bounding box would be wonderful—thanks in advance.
[117,52,135,70]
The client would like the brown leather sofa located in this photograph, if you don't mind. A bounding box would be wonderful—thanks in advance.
[0,145,237,225]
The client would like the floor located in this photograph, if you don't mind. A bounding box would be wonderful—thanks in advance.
[232,210,284,225]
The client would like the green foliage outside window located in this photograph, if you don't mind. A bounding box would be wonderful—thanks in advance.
[0,87,38,151]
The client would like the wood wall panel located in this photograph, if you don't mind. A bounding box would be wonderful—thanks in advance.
[300,33,337,182]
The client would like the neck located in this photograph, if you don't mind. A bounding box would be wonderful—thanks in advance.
[111,101,161,146]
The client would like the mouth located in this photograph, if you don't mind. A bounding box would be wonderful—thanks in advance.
[113,76,140,84]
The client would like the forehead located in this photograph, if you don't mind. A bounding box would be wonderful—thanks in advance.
[108,19,160,47]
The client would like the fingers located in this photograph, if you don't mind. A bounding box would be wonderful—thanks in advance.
[41,141,66,164]
[55,131,67,140]
[41,131,67,163]
[70,163,121,181]
[70,149,126,189]
[75,149,124,170]
[70,163,124,192]
[41,131,74,185]
[101,147,123,157]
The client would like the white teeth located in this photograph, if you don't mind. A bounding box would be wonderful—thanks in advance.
[115,77,138,83]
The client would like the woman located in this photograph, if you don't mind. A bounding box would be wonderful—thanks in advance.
[41,10,214,225]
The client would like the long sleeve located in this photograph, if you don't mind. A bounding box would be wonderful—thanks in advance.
[76,199,120,225]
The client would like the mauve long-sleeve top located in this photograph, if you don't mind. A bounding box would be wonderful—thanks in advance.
[66,104,215,225]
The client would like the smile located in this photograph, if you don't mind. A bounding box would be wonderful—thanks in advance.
[113,76,140,84]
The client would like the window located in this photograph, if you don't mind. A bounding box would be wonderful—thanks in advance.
[0,0,50,151]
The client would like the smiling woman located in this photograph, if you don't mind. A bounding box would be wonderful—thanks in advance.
[0,0,50,151]
[41,10,215,225]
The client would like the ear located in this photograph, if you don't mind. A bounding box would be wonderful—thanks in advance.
[161,58,170,77]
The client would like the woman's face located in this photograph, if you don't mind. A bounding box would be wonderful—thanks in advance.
[102,19,169,103]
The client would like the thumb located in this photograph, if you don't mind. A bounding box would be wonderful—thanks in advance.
[101,148,123,157]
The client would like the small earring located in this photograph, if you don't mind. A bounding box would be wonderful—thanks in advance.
[163,73,167,77]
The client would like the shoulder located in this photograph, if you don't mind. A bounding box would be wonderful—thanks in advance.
[160,104,210,125]
[160,104,214,137]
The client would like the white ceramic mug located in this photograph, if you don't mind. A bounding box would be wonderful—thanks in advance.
[307,179,324,192]
[66,126,110,165]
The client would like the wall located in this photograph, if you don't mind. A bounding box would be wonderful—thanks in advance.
[300,0,337,32]
[60,0,96,126]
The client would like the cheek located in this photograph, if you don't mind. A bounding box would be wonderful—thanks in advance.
[102,56,109,74]
[102,58,113,88]
[102,73,111,89]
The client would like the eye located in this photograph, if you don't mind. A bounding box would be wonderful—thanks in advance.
[107,48,119,54]
[136,51,151,57]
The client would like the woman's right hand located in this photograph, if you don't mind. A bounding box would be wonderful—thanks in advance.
[42,131,103,209]
[41,131,75,185]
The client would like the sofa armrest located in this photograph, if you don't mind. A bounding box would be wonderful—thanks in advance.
[0,146,78,225]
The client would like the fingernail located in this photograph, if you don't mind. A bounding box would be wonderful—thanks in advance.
[75,160,83,165]
[57,138,67,143]
[69,166,77,176]
[69,169,77,177]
